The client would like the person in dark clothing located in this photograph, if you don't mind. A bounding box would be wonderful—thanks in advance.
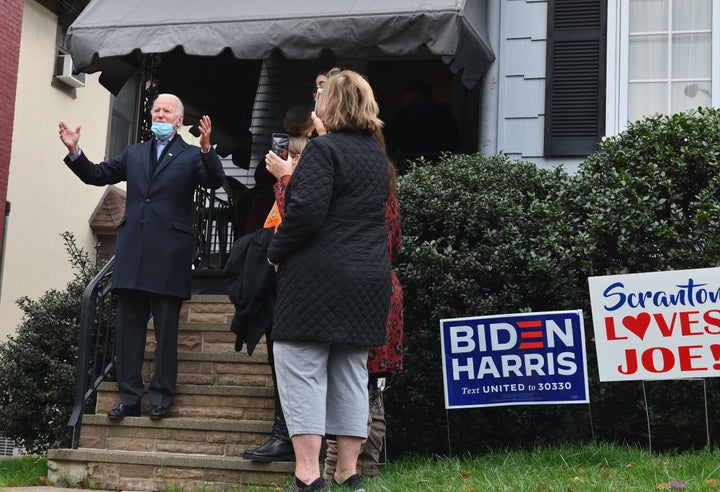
[237,109,312,464]
[227,162,276,236]
[385,80,459,174]
[59,93,226,420]
[241,134,309,464]
[322,159,403,481]
[267,70,390,492]
[228,106,312,237]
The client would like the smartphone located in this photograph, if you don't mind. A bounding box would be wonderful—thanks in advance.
[271,132,290,160]
[314,87,323,111]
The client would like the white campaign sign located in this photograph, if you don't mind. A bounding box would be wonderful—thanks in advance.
[588,267,720,382]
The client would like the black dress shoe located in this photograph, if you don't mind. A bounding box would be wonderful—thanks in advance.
[149,405,170,420]
[243,436,295,462]
[107,403,140,420]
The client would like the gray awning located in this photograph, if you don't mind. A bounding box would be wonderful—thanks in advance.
[68,0,495,88]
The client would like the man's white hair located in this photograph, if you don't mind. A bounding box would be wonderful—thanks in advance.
[155,93,184,116]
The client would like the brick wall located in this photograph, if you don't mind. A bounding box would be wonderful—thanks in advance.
[0,0,21,451]
[0,0,24,255]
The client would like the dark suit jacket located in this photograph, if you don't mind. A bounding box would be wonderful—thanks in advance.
[64,135,226,299]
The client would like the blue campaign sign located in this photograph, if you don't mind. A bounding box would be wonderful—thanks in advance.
[441,310,589,409]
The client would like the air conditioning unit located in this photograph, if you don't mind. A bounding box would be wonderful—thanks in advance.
[55,53,86,88]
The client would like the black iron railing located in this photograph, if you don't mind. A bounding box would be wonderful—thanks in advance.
[68,256,117,448]
[68,187,235,447]
[193,187,234,270]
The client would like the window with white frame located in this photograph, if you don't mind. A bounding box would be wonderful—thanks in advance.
[107,75,140,159]
[607,0,719,133]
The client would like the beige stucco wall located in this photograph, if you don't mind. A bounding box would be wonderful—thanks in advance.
[0,0,113,340]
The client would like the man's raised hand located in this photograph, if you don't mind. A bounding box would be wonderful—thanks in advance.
[59,121,81,155]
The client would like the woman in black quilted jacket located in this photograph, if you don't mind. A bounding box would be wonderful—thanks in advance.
[266,70,391,492]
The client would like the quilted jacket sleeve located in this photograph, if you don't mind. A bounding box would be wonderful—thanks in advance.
[267,139,334,265]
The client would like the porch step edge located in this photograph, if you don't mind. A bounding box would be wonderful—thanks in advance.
[97,381,274,397]
[81,414,272,432]
[48,448,293,472]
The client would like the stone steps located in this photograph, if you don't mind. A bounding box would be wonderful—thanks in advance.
[77,415,272,456]
[146,351,273,389]
[48,448,293,491]
[47,294,292,490]
[94,381,275,421]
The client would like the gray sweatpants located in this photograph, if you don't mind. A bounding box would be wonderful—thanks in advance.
[324,380,386,479]
[274,340,369,438]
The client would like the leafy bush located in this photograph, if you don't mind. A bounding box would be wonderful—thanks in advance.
[566,107,720,450]
[571,107,720,278]
[387,154,580,456]
[0,232,103,454]
[387,107,720,457]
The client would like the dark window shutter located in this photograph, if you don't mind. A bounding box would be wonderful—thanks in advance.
[544,0,607,157]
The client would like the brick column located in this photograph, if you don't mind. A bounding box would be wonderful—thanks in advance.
[0,0,24,255]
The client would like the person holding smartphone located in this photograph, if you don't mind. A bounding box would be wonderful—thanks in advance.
[267,70,391,492]
[240,109,311,463]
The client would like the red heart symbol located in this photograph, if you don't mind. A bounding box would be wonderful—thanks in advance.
[622,313,651,340]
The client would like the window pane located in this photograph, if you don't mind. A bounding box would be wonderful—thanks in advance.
[671,33,711,78]
[673,81,712,112]
[629,35,668,79]
[108,76,139,158]
[630,0,668,33]
[109,115,132,159]
[114,80,136,116]
[628,82,667,121]
[672,0,711,30]
[625,0,715,126]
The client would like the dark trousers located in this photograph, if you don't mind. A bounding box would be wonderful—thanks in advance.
[115,290,183,408]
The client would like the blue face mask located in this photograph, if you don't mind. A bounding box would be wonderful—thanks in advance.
[151,122,175,141]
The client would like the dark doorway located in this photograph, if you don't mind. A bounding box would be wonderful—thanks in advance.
[368,59,478,172]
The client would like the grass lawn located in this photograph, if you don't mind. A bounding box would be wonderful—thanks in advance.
[368,443,720,491]
[2,443,720,490]
[0,455,47,487]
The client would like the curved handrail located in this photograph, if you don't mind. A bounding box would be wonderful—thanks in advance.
[68,256,116,449]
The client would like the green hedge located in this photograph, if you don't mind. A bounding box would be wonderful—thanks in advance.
[386,107,720,457]
[0,233,104,454]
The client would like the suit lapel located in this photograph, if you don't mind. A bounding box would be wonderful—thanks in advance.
[153,136,187,178]
[143,140,156,182]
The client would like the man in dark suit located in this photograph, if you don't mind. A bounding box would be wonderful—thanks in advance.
[59,94,226,420]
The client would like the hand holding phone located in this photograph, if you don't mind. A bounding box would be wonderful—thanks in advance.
[271,132,290,160]
[315,87,323,111]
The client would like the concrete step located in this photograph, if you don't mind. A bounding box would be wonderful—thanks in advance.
[95,382,275,421]
[53,295,292,490]
[47,448,294,490]
[77,414,272,456]
[148,296,259,356]
[143,350,273,388]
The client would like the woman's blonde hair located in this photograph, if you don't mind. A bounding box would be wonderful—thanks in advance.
[289,136,309,159]
[315,70,383,135]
